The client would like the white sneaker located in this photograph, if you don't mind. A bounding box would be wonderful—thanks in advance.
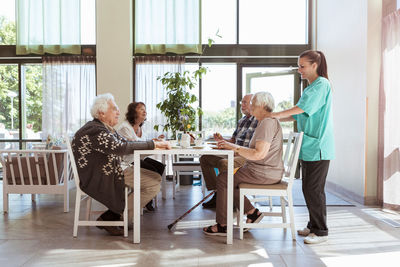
[297,227,310,236]
[304,233,328,244]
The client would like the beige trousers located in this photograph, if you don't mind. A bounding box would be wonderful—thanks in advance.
[124,167,161,222]
[199,154,247,190]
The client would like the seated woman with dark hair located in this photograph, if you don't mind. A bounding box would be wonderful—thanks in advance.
[117,102,165,211]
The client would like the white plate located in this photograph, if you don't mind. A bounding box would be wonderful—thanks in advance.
[192,146,205,149]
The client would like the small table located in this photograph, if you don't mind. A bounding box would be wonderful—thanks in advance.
[133,145,234,244]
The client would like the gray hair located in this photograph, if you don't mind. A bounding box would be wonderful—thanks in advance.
[252,92,275,112]
[90,93,115,119]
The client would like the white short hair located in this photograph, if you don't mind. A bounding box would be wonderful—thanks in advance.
[252,92,275,112]
[90,93,115,119]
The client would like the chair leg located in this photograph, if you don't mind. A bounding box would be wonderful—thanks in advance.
[73,190,82,237]
[172,172,176,199]
[85,197,92,221]
[123,187,128,237]
[287,194,296,240]
[64,188,69,213]
[269,196,273,210]
[3,191,8,213]
[201,174,206,196]
[280,196,287,224]
[239,191,244,240]
[176,171,180,192]
[154,194,158,208]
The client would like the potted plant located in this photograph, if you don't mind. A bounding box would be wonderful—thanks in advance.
[154,32,221,139]
[154,68,206,139]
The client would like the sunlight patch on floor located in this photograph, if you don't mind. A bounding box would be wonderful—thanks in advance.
[321,251,400,267]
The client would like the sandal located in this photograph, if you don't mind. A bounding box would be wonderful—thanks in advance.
[203,223,227,236]
[244,209,264,232]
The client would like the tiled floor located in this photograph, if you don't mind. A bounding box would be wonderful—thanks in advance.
[1,181,400,267]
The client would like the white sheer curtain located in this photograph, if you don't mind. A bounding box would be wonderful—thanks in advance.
[135,56,185,139]
[42,56,96,138]
[16,0,81,55]
[378,10,400,209]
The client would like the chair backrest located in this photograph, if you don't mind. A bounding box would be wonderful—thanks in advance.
[0,148,66,186]
[66,137,81,189]
[282,132,303,184]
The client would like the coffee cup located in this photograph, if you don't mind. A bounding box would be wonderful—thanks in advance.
[195,139,203,146]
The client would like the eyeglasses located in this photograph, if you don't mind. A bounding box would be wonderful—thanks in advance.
[239,101,249,105]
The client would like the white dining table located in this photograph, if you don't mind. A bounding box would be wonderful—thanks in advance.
[132,145,234,244]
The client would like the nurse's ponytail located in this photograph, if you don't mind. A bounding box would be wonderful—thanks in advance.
[299,50,329,80]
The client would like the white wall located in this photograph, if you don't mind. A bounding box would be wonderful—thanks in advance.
[317,0,381,203]
[96,0,133,121]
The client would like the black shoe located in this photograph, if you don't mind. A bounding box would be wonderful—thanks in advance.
[145,199,155,212]
[202,193,217,209]
[96,217,124,236]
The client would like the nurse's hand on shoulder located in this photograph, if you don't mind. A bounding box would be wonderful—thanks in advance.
[154,140,171,150]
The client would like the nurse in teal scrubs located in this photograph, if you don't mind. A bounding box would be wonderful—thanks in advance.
[272,50,334,245]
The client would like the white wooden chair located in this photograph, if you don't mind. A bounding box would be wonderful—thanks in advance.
[0,146,74,213]
[238,132,303,240]
[66,138,128,238]
[172,131,205,198]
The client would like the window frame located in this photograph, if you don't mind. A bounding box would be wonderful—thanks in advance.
[133,0,312,131]
[0,45,96,148]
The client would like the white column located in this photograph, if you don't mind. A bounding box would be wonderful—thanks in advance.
[96,0,133,120]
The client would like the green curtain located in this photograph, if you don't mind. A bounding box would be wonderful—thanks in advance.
[16,0,81,55]
[135,0,201,54]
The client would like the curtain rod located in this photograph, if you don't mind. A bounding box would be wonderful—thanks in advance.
[132,56,299,59]
[185,56,299,59]
[0,56,42,59]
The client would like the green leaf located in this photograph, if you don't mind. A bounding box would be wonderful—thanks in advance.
[208,38,214,47]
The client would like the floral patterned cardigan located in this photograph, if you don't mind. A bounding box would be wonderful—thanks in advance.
[72,119,154,213]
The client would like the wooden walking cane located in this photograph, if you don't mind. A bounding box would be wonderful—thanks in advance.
[167,190,215,230]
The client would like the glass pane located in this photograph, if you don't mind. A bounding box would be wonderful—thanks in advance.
[243,67,295,137]
[0,0,16,45]
[184,63,200,130]
[239,0,308,44]
[22,64,43,140]
[0,64,19,140]
[0,141,18,150]
[201,64,236,139]
[202,0,236,44]
[81,0,96,44]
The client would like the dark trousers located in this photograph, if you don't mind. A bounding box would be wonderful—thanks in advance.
[301,160,330,236]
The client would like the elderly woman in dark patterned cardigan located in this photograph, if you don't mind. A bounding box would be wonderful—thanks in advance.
[72,93,170,236]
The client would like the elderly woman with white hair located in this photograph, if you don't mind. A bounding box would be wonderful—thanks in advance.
[72,93,170,236]
[203,91,284,236]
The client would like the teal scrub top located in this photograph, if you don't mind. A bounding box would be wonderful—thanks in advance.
[293,76,335,161]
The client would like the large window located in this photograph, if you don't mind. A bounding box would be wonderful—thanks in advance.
[134,0,312,139]
[201,0,308,45]
[201,64,237,138]
[0,64,43,149]
[239,0,308,44]
[201,0,236,44]
[242,66,299,137]
[0,0,16,45]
